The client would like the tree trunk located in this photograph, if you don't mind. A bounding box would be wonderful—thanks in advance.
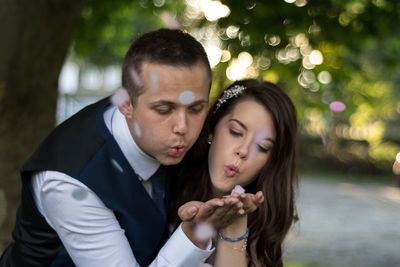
[0,0,82,251]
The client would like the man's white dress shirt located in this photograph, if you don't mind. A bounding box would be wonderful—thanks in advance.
[31,105,213,267]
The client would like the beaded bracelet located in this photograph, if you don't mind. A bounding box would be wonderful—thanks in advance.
[218,228,249,242]
[225,237,248,252]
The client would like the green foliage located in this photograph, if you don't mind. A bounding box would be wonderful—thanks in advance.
[74,0,185,65]
[71,0,400,174]
[211,0,400,173]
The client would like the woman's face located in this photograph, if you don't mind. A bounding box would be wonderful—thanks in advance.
[208,99,276,196]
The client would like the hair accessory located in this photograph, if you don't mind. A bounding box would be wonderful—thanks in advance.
[214,84,247,113]
[219,228,249,242]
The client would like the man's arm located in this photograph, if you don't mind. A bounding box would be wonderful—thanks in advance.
[32,171,213,267]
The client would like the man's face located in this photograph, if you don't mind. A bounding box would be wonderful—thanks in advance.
[122,62,210,165]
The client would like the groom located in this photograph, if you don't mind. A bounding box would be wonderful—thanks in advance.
[1,28,216,267]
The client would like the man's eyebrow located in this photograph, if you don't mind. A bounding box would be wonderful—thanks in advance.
[149,100,175,106]
[150,99,208,106]
[188,100,208,106]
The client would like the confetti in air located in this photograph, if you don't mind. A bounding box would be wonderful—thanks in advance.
[194,223,216,242]
[393,162,400,175]
[231,185,245,195]
[149,70,159,92]
[393,152,400,175]
[129,67,143,87]
[147,131,156,140]
[111,88,130,107]
[72,188,89,200]
[248,128,268,160]
[329,101,346,113]
[133,121,142,137]
[179,90,196,105]
[160,11,181,29]
[111,159,124,173]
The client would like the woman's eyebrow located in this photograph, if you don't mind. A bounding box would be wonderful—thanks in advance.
[262,138,275,144]
[229,118,276,143]
[228,118,246,130]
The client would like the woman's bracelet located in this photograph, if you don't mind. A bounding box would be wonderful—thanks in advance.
[224,238,248,252]
[218,228,249,242]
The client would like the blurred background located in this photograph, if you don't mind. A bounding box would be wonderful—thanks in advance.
[1,0,399,266]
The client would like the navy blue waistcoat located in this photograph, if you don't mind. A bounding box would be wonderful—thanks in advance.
[0,98,168,267]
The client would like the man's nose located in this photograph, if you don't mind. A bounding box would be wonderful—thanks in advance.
[172,111,188,136]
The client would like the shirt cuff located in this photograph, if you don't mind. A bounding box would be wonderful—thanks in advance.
[159,223,214,266]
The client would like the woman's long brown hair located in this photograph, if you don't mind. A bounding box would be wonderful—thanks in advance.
[169,79,298,266]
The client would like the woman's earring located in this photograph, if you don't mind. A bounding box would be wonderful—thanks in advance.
[207,134,213,145]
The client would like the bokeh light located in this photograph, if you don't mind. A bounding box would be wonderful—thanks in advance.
[264,34,281,46]
[205,45,222,67]
[226,25,240,39]
[295,0,308,7]
[318,71,332,84]
[220,50,231,62]
[309,50,323,65]
[226,52,256,81]
[199,0,230,22]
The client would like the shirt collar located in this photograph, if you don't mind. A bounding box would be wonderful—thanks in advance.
[104,106,160,181]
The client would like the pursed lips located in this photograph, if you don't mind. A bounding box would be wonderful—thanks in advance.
[167,145,186,158]
[224,164,239,177]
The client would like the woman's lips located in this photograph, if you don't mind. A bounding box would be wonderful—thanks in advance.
[224,165,239,177]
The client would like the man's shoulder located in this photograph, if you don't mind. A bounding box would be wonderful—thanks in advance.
[59,97,110,130]
[22,97,111,177]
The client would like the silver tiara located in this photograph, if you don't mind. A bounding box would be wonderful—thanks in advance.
[214,85,247,113]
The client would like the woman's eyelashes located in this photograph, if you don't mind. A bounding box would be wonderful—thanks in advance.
[229,128,273,153]
[258,144,272,153]
[229,128,243,137]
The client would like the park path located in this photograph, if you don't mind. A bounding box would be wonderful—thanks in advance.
[283,177,400,267]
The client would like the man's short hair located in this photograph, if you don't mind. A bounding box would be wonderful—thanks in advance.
[122,28,212,105]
